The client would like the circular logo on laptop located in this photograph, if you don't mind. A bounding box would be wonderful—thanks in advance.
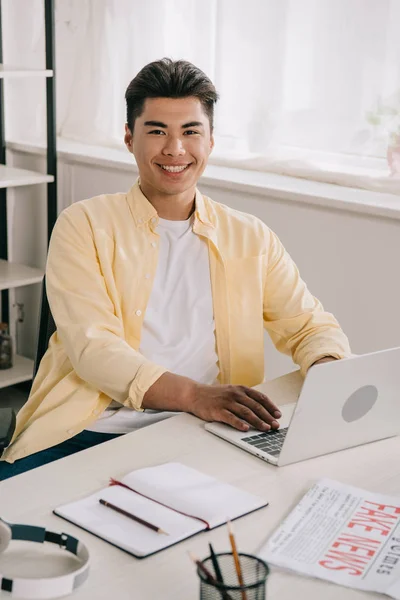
[341,385,378,422]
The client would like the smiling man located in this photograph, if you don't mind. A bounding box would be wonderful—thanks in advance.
[0,58,351,479]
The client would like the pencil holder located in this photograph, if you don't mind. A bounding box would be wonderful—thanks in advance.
[198,552,269,600]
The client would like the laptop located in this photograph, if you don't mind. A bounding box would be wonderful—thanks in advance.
[205,347,400,466]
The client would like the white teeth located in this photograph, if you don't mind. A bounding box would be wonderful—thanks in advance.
[160,164,188,173]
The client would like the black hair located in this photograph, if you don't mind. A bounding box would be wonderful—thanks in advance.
[125,58,219,132]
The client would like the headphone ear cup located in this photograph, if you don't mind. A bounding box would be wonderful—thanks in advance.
[0,519,12,553]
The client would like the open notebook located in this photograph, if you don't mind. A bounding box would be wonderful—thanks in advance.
[54,462,268,558]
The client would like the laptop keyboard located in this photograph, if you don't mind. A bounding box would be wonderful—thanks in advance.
[241,427,288,457]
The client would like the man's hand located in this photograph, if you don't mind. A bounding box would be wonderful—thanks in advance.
[190,384,282,432]
[142,372,281,433]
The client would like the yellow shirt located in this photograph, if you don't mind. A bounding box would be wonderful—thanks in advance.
[3,181,351,462]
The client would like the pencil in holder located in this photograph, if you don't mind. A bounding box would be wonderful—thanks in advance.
[197,552,269,600]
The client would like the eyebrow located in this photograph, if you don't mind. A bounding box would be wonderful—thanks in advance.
[182,121,204,129]
[143,120,204,129]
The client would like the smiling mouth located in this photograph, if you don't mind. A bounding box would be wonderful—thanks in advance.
[156,164,191,173]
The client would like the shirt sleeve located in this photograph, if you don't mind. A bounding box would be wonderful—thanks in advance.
[46,206,167,410]
[263,229,351,375]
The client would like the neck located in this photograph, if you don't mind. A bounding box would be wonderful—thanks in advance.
[139,181,196,220]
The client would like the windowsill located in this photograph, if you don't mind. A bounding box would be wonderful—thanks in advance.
[7,138,400,221]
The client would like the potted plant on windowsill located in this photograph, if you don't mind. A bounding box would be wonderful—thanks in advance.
[387,129,400,176]
[365,91,400,177]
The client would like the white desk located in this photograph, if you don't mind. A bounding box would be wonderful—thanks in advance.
[2,371,399,600]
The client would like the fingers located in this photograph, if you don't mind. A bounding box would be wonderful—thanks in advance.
[219,409,250,432]
[193,384,282,433]
[243,387,282,419]
[219,402,276,433]
[230,401,277,431]
[225,387,280,432]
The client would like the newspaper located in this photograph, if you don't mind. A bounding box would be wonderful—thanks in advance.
[258,479,400,598]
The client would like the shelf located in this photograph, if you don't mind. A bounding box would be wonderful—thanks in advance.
[0,64,53,78]
[0,260,44,291]
[0,165,54,188]
[0,355,33,389]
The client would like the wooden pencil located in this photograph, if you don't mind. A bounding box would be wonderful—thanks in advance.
[188,552,234,600]
[99,498,168,535]
[227,521,247,600]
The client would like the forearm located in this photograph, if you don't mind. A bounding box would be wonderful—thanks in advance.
[142,371,197,412]
[142,372,282,433]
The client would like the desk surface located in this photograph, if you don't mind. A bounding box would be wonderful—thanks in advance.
[2,371,399,600]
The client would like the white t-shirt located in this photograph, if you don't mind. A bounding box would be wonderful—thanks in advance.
[86,216,219,433]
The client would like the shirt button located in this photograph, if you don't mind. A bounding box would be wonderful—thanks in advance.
[151,241,157,248]
[93,409,101,416]
[67,429,75,435]
[135,309,142,316]
[138,217,144,224]
[145,273,151,279]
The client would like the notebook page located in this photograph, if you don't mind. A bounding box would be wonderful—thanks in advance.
[121,462,267,529]
[54,484,203,557]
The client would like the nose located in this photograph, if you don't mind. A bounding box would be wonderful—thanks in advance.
[162,136,186,157]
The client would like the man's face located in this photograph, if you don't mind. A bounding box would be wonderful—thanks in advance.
[125,96,214,198]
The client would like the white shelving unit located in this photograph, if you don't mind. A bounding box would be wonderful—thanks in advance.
[0,1,57,395]
[0,64,53,79]
[0,243,41,397]
[0,165,48,388]
[0,241,46,390]
[0,355,35,388]
[0,164,54,188]
[0,163,50,391]
[0,259,44,291]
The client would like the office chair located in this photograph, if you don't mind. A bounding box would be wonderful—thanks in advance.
[0,407,16,456]
[0,277,56,456]
[33,276,56,379]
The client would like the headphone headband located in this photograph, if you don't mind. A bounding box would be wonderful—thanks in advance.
[0,518,90,599]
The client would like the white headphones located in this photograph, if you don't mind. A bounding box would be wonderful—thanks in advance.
[0,518,90,599]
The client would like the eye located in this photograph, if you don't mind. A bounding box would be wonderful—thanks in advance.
[183,130,200,135]
[148,130,166,135]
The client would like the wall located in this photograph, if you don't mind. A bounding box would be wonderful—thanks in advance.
[8,147,400,380]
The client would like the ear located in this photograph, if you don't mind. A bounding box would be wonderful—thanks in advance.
[209,134,215,154]
[124,123,134,154]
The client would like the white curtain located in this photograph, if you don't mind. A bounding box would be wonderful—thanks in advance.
[3,0,400,193]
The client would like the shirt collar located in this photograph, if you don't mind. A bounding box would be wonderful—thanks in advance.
[127,179,214,229]
[127,180,158,227]
[194,187,214,229]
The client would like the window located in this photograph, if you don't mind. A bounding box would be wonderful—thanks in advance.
[4,0,400,193]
